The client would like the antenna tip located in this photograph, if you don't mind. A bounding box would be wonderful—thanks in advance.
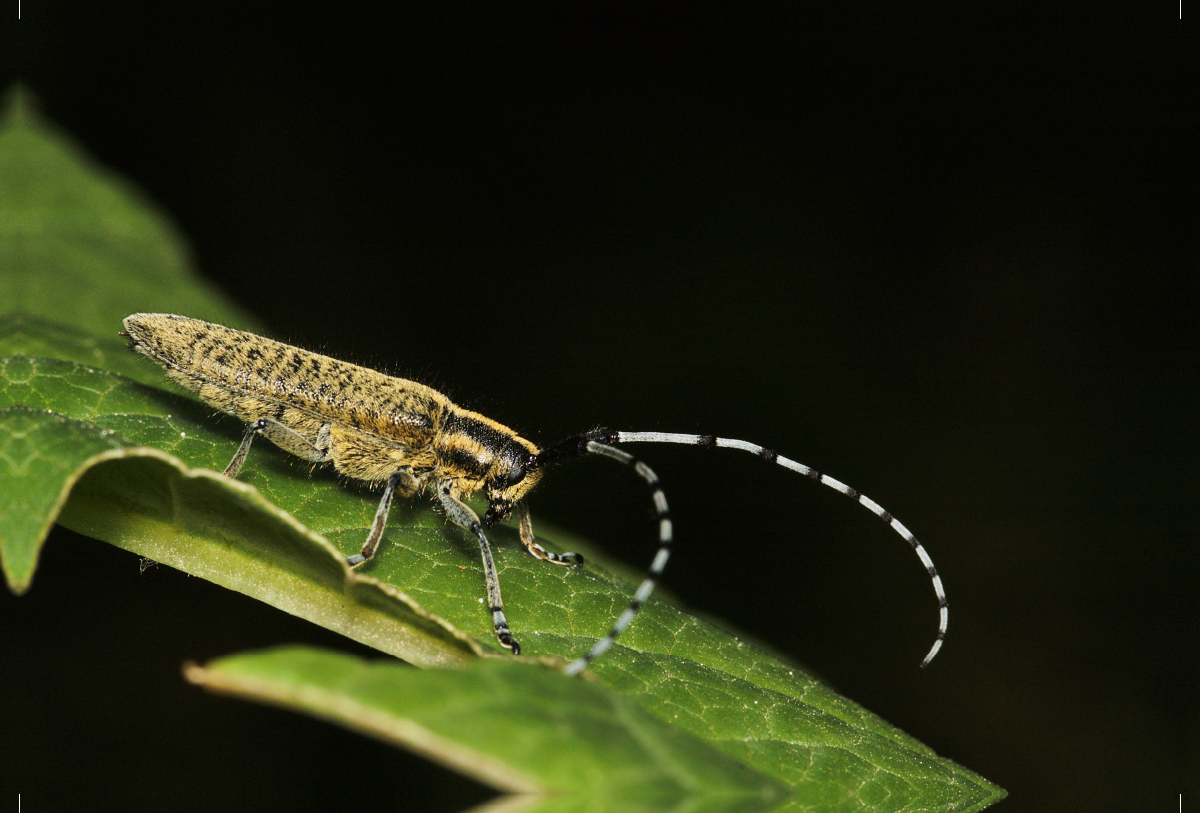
[919,637,944,668]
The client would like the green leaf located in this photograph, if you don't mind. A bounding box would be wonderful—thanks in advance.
[0,86,1006,811]
[0,405,136,589]
[186,647,786,811]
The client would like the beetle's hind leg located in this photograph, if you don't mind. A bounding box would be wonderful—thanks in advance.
[223,419,332,478]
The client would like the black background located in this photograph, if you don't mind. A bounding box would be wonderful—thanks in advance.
[2,5,1195,812]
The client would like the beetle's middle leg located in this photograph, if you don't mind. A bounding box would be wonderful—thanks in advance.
[347,467,422,566]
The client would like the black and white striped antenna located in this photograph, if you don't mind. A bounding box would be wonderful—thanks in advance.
[534,429,947,675]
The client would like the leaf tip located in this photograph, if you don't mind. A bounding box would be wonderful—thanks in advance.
[1,83,42,128]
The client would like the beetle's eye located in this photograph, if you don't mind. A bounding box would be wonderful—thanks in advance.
[504,465,526,487]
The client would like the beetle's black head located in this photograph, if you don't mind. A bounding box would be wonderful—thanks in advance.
[483,438,542,526]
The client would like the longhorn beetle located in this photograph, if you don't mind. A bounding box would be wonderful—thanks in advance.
[121,313,948,674]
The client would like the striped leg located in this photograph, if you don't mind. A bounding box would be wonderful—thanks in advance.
[615,432,948,667]
[516,500,584,566]
[436,480,521,655]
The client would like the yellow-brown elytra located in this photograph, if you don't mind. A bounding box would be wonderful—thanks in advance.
[122,313,948,674]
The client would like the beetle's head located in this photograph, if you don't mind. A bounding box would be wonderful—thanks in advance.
[483,439,544,526]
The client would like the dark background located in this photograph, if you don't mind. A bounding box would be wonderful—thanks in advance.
[2,5,1195,812]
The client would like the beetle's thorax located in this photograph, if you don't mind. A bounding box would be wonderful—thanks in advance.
[434,407,542,504]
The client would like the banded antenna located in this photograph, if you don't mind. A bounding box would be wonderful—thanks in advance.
[533,429,947,675]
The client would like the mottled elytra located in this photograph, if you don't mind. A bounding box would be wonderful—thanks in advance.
[121,313,948,673]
